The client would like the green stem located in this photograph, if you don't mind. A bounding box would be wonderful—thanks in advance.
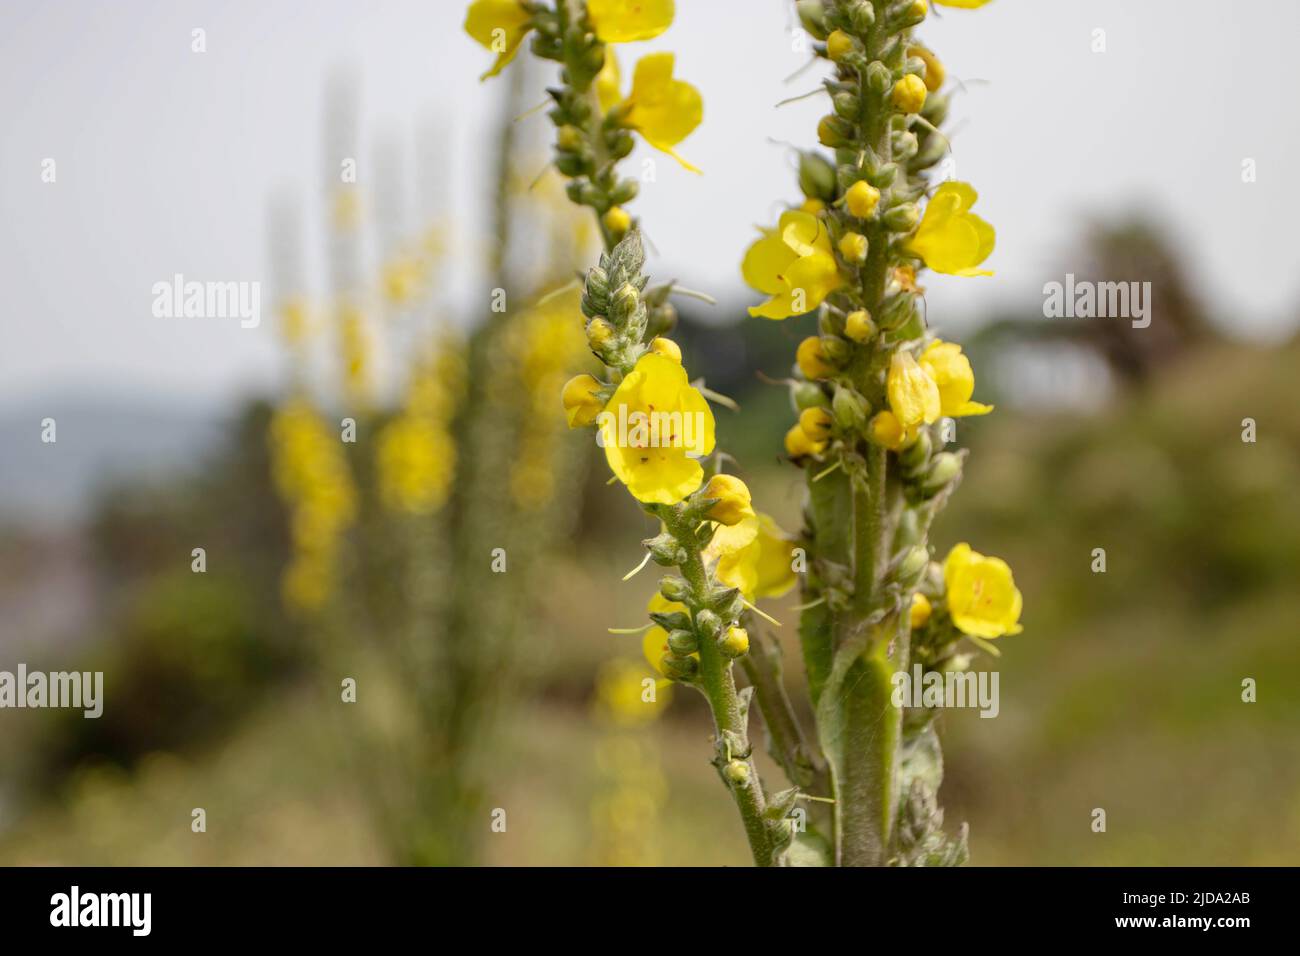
[668,514,777,867]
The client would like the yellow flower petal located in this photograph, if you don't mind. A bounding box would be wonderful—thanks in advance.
[710,514,796,600]
[887,351,941,428]
[906,181,995,277]
[918,340,994,418]
[596,47,622,113]
[464,0,532,80]
[588,0,675,43]
[626,53,702,172]
[742,211,844,319]
[934,0,993,7]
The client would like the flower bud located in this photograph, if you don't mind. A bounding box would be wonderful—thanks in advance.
[700,473,755,527]
[832,386,870,430]
[556,124,584,153]
[883,202,920,233]
[817,115,854,148]
[797,336,837,380]
[602,205,631,240]
[785,423,828,459]
[826,29,855,62]
[820,334,851,363]
[899,429,932,472]
[868,410,908,450]
[921,451,963,496]
[910,592,933,629]
[660,576,691,603]
[650,609,692,631]
[644,531,686,567]
[667,628,699,656]
[894,545,929,588]
[866,61,892,95]
[609,178,639,206]
[799,406,835,442]
[798,151,838,202]
[661,653,699,681]
[838,231,869,264]
[849,1,876,31]
[719,625,750,659]
[586,317,616,352]
[891,74,928,114]
[723,760,750,785]
[561,373,605,428]
[844,308,876,343]
[832,91,859,120]
[611,282,640,322]
[709,587,746,621]
[897,0,928,29]
[846,180,881,219]
[795,0,829,40]
[792,380,829,411]
[648,336,681,362]
[694,609,723,641]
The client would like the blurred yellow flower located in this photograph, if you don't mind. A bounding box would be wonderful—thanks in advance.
[376,416,456,515]
[742,210,845,319]
[595,657,670,726]
[919,340,993,418]
[598,51,703,172]
[942,542,1023,638]
[464,0,532,80]
[910,592,933,629]
[599,352,716,505]
[587,0,675,43]
[887,350,941,429]
[906,181,995,277]
[706,513,797,600]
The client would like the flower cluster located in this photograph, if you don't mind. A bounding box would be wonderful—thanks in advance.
[376,340,464,515]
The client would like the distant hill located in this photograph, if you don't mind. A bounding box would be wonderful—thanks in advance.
[0,392,227,528]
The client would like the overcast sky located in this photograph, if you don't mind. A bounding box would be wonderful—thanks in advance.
[2,0,1298,406]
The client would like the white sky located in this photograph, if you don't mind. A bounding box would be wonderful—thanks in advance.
[2,0,1298,405]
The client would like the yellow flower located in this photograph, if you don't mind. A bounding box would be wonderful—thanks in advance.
[595,657,670,726]
[706,514,797,601]
[587,0,675,43]
[598,50,703,172]
[562,373,606,428]
[887,350,940,428]
[785,422,827,458]
[464,0,532,80]
[742,210,845,319]
[701,473,755,526]
[918,340,993,417]
[599,352,716,505]
[798,406,834,442]
[934,0,992,7]
[719,625,749,658]
[839,231,868,263]
[826,29,855,62]
[846,180,881,219]
[844,308,875,343]
[910,592,933,629]
[603,205,632,239]
[906,181,995,277]
[376,416,456,515]
[867,410,915,451]
[796,336,837,380]
[942,542,1023,639]
[891,74,928,114]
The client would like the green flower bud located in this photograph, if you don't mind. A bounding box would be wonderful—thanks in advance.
[556,125,584,153]
[660,576,691,603]
[921,452,963,496]
[609,178,639,205]
[880,292,917,330]
[795,0,829,40]
[849,1,876,32]
[894,545,929,588]
[883,202,921,232]
[662,653,699,681]
[833,91,859,119]
[817,115,855,148]
[792,381,830,412]
[650,610,693,632]
[695,609,722,641]
[820,334,851,363]
[866,61,892,95]
[798,151,838,201]
[832,385,870,430]
[899,429,932,473]
[667,629,699,656]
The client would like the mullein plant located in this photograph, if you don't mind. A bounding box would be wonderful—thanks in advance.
[469,0,805,866]
[470,0,1021,866]
[738,0,1021,866]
